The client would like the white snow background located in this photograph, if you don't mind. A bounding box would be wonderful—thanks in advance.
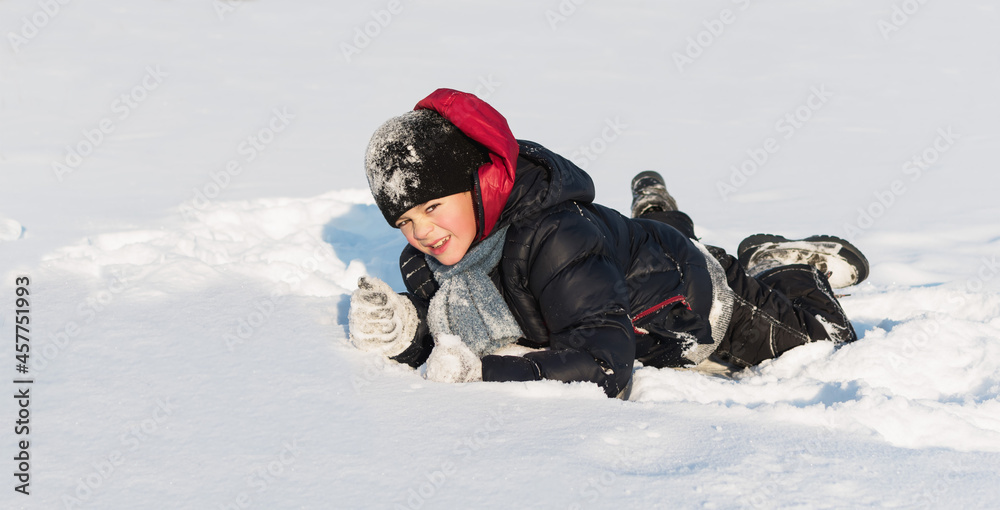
[2,1,1000,508]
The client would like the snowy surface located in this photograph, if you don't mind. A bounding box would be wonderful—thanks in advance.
[2,0,1000,508]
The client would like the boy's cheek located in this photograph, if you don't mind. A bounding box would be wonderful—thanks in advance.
[404,235,426,253]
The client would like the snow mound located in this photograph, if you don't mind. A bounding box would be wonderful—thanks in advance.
[38,190,399,299]
[0,216,24,241]
[631,286,1000,453]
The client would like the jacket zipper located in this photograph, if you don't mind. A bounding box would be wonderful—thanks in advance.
[630,295,691,335]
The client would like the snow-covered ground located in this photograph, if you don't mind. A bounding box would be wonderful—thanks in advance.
[2,1,999,508]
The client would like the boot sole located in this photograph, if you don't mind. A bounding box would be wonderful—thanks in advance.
[630,170,676,217]
[631,170,664,192]
[737,233,870,288]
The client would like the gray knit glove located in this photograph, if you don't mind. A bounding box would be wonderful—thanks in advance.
[349,276,418,357]
[425,334,483,383]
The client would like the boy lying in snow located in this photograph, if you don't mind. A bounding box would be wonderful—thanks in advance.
[349,88,869,399]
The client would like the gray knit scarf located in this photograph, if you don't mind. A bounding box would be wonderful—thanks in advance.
[425,226,523,357]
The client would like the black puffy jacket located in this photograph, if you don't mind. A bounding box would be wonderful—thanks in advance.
[392,141,721,398]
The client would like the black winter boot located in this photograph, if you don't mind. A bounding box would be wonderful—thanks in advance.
[713,251,859,367]
[630,171,678,218]
[737,234,869,289]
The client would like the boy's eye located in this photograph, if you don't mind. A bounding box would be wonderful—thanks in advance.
[425,204,438,214]
[396,219,409,228]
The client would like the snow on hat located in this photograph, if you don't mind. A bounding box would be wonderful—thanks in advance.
[365,109,491,226]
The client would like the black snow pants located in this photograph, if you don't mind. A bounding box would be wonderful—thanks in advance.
[642,210,858,367]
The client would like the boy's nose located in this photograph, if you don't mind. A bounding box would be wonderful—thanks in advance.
[412,218,433,240]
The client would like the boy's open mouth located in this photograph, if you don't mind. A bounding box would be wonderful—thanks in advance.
[427,236,450,253]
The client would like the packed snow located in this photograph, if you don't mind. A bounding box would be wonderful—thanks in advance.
[2,0,999,509]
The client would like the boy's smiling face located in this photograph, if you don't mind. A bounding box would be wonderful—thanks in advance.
[395,191,478,266]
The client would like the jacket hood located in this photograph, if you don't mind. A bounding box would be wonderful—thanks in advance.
[414,88,519,240]
[499,141,596,228]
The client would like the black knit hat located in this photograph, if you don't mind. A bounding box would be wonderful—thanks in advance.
[365,109,491,226]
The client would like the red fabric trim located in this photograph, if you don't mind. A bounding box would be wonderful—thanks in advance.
[414,89,519,241]
[631,296,691,335]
